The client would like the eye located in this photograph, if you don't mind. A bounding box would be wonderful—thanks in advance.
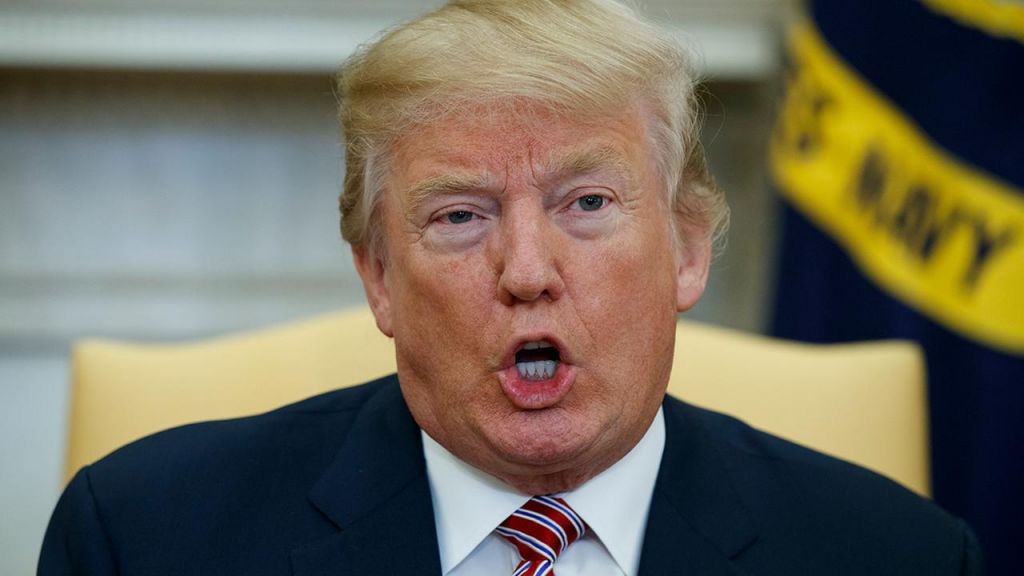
[445,210,475,224]
[576,194,606,212]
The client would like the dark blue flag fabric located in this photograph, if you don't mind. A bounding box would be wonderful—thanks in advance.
[770,1,1024,574]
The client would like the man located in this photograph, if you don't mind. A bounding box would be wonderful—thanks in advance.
[40,1,982,575]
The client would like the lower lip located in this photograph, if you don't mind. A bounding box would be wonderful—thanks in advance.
[498,362,576,409]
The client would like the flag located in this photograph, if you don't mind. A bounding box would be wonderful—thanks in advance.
[770,1,1024,574]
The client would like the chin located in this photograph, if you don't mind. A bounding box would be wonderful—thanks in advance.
[482,444,592,493]
[487,410,599,468]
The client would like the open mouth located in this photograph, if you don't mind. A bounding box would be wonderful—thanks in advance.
[514,340,561,381]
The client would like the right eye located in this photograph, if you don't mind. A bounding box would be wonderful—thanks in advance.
[576,194,606,212]
[445,210,475,224]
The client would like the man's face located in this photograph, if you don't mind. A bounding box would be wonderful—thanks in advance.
[355,104,709,493]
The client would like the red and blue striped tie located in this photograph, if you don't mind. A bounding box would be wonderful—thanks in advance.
[496,495,587,576]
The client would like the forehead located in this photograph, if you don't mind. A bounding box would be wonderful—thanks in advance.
[388,104,656,187]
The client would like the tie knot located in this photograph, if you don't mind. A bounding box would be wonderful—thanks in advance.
[496,496,587,572]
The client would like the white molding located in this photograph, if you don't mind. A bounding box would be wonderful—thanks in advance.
[0,273,368,348]
[0,12,381,73]
[0,9,780,78]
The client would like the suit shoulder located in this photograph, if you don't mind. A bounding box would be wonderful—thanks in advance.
[50,376,402,573]
[667,396,920,494]
[664,397,978,573]
[86,375,396,494]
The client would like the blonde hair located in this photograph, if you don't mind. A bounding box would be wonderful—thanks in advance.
[337,0,729,256]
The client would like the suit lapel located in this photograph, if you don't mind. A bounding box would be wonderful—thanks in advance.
[287,381,761,575]
[638,397,759,576]
[290,378,442,576]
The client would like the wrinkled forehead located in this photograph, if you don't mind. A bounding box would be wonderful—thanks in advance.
[386,101,659,195]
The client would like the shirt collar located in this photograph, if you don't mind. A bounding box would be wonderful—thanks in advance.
[423,407,666,575]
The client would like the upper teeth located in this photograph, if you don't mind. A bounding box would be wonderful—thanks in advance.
[522,340,554,350]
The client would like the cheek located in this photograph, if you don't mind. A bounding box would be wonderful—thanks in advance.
[389,248,499,365]
[576,224,677,308]
[401,250,492,316]
[568,227,679,372]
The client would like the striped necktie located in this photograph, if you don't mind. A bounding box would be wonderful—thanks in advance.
[496,495,587,576]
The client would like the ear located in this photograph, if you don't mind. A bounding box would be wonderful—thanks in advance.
[352,246,394,337]
[675,231,712,313]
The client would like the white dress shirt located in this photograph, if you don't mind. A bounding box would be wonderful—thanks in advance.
[422,407,666,576]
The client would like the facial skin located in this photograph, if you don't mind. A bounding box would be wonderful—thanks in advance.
[354,102,710,495]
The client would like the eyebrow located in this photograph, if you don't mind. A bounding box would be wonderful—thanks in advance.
[404,172,494,216]
[541,145,638,189]
[402,146,638,215]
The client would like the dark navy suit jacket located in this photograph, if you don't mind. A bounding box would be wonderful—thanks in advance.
[39,375,983,575]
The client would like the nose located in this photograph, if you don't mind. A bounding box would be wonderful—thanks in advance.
[494,204,565,305]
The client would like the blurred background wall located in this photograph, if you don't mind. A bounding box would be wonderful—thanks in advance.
[0,1,787,573]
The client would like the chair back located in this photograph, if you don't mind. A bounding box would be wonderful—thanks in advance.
[68,308,929,495]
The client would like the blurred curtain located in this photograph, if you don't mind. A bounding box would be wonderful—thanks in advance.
[769,1,1023,574]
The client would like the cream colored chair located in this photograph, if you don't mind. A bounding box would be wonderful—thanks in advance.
[67,308,930,495]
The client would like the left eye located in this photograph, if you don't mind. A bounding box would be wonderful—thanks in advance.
[576,195,605,212]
